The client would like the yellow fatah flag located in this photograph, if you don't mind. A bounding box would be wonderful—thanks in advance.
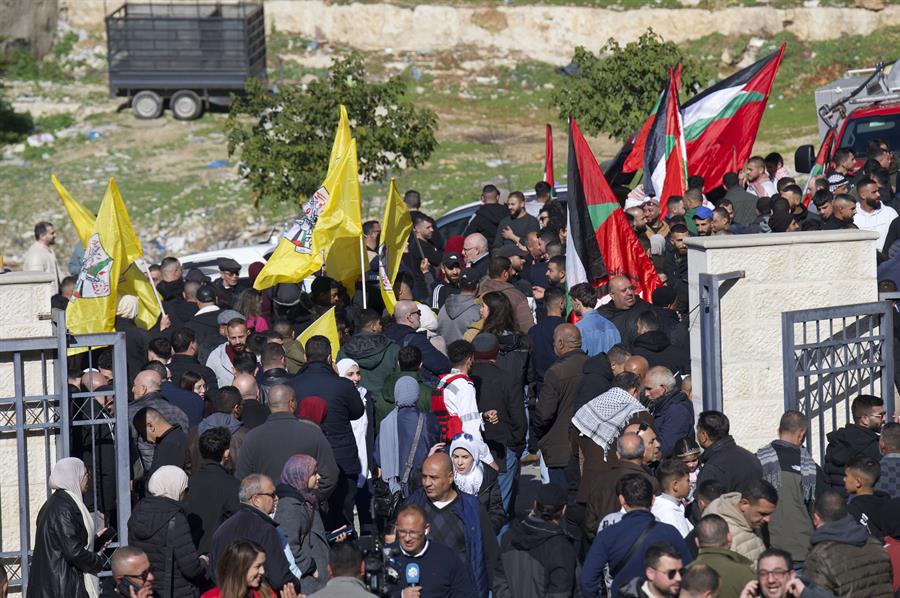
[328,105,352,175]
[379,179,413,314]
[53,175,162,330]
[254,133,363,291]
[297,307,340,361]
[66,178,138,335]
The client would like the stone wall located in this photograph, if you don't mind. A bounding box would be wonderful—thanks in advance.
[0,0,58,58]
[59,0,900,64]
[0,272,58,557]
[685,230,879,456]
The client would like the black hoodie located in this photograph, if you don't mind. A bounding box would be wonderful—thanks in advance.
[464,203,509,241]
[494,515,577,598]
[631,329,690,377]
[823,423,881,494]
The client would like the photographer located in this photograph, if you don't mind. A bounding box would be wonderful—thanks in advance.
[309,541,376,597]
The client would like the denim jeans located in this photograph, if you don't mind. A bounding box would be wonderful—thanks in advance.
[497,447,520,515]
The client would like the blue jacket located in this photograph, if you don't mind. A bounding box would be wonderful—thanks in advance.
[649,390,694,458]
[576,310,622,358]
[406,489,491,598]
[581,509,693,597]
[160,381,204,428]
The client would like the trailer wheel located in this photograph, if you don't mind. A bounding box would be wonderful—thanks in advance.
[132,91,163,119]
[171,90,203,120]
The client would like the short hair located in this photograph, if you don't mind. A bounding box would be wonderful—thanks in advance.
[507,190,526,204]
[617,433,645,460]
[712,206,730,221]
[681,564,720,594]
[261,342,286,369]
[488,256,512,279]
[687,175,705,191]
[657,458,689,488]
[644,542,682,569]
[697,411,729,443]
[812,189,833,207]
[232,351,257,376]
[305,335,332,363]
[882,422,900,452]
[355,308,380,331]
[747,156,765,168]
[756,196,773,215]
[781,184,803,198]
[482,184,500,197]
[569,282,597,308]
[742,479,778,505]
[412,212,431,228]
[757,548,792,572]
[396,503,428,525]
[696,479,727,505]
[403,190,421,209]
[832,193,855,207]
[148,337,172,360]
[141,360,168,380]
[34,221,53,240]
[447,340,475,368]
[548,255,566,271]
[216,386,243,414]
[239,474,269,503]
[667,195,684,208]
[857,176,878,192]
[636,310,660,332]
[612,371,643,395]
[669,223,689,235]
[833,147,855,165]
[362,220,380,237]
[608,344,632,365]
[272,318,293,338]
[722,172,740,188]
[328,540,364,577]
[398,345,422,370]
[110,546,148,576]
[778,410,809,434]
[846,456,880,486]
[544,285,567,307]
[814,489,848,523]
[617,473,653,509]
[695,514,730,547]
[535,180,552,198]
[764,152,784,168]
[851,394,883,421]
[199,427,232,462]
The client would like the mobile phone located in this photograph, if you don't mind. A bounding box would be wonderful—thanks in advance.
[94,526,117,551]
[116,577,142,597]
[327,525,355,543]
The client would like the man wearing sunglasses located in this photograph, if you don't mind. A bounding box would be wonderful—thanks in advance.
[106,546,154,597]
[618,543,685,598]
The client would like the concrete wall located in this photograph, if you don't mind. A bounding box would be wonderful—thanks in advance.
[0,272,58,556]
[686,230,879,456]
[0,0,58,58]
[59,0,900,64]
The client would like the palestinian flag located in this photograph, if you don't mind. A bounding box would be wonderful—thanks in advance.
[544,124,558,200]
[621,45,786,191]
[566,117,662,297]
[643,67,688,215]
[624,64,682,173]
[802,127,835,207]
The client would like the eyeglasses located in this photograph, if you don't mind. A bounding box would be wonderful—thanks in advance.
[127,567,153,582]
[397,529,425,539]
[409,311,421,317]
[254,492,278,500]
[868,411,886,419]
[652,567,684,580]
[758,569,790,579]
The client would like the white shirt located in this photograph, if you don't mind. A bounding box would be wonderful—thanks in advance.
[23,241,61,284]
[441,369,494,465]
[854,203,898,251]
[747,179,777,197]
[651,493,693,537]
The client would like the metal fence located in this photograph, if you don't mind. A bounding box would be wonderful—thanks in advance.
[0,310,131,593]
[698,271,745,412]
[782,301,895,462]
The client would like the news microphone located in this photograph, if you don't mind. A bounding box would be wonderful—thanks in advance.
[405,562,420,586]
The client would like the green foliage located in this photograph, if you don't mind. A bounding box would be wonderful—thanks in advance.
[226,52,438,205]
[0,97,33,144]
[35,112,75,133]
[552,30,711,140]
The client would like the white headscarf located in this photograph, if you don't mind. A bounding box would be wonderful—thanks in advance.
[49,458,99,598]
[337,358,371,487]
[116,295,139,319]
[147,466,189,501]
[450,435,486,496]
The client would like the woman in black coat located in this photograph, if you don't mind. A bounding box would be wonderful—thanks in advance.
[128,466,208,598]
[28,458,106,598]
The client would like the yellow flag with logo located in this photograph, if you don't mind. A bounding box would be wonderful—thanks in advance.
[297,306,340,361]
[53,175,162,330]
[66,178,138,335]
[253,115,363,291]
[328,105,352,175]
[379,179,413,314]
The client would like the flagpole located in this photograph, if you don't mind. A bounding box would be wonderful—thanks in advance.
[358,235,368,309]
[134,259,166,317]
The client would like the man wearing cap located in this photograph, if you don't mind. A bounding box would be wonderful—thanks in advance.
[494,191,539,250]
[187,285,222,359]
[470,332,527,514]
[494,484,577,597]
[692,207,713,236]
[206,316,251,387]
[430,252,463,310]
[438,270,481,345]
[213,257,247,308]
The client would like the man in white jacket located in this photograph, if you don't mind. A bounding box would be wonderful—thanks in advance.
[438,340,495,467]
[651,458,694,537]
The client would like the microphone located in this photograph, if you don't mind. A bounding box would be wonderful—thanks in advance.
[405,562,420,587]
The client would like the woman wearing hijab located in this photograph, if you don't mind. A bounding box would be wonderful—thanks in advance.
[336,358,375,533]
[273,455,329,595]
[450,434,505,533]
[128,466,208,597]
[28,458,106,598]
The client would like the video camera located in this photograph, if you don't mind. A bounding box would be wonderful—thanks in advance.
[358,533,402,596]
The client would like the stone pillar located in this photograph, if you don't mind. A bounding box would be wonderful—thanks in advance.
[686,230,878,453]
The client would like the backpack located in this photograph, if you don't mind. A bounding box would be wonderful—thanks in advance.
[431,373,470,442]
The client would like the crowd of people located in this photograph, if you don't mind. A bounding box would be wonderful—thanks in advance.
[19,145,900,598]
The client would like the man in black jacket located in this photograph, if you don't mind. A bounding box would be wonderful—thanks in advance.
[288,335,365,529]
[384,300,450,386]
[211,474,300,591]
[183,427,241,554]
[596,276,655,346]
[823,394,885,495]
[185,285,221,353]
[137,407,187,478]
[696,411,763,493]
[258,342,291,403]
[167,327,219,404]
[630,311,689,379]
[235,384,339,500]
[464,184,509,242]
[494,484,576,598]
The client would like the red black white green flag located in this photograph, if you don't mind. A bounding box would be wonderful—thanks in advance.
[624,64,682,174]
[643,66,688,214]
[565,117,662,297]
[802,127,835,207]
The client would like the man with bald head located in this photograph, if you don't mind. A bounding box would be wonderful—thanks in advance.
[232,372,269,429]
[462,232,491,281]
[533,324,587,492]
[597,275,656,345]
[624,355,650,379]
[128,368,189,472]
[405,453,498,596]
[384,299,450,385]
[235,384,338,500]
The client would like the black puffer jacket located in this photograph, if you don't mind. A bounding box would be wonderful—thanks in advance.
[493,514,576,598]
[823,424,881,495]
[696,436,763,493]
[27,490,104,598]
[128,496,207,598]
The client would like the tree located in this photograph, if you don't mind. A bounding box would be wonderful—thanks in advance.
[552,30,709,141]
[226,52,438,205]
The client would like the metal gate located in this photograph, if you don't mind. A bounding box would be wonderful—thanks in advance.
[782,301,895,462]
[0,310,131,593]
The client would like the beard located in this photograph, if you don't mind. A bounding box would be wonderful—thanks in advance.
[867,198,882,210]
[633,224,647,235]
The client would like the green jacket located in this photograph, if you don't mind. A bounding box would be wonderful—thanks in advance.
[284,338,306,375]
[337,331,400,406]
[692,547,755,598]
[377,369,432,432]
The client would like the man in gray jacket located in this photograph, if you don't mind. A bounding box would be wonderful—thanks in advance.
[438,270,480,344]
[309,542,377,597]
